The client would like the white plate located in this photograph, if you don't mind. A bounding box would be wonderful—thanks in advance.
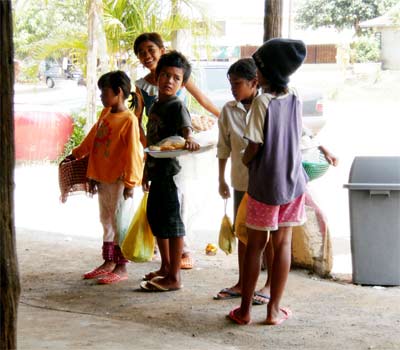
[145,144,215,158]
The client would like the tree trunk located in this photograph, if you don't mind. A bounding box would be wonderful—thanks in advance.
[86,0,103,130]
[263,0,283,41]
[96,3,108,76]
[0,1,21,349]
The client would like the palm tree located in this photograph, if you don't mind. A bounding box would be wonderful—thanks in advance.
[13,0,215,126]
[14,0,212,74]
[102,0,212,58]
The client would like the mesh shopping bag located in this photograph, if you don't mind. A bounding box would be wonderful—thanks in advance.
[58,156,93,203]
[302,149,330,181]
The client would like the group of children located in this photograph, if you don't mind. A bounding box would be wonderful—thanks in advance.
[68,32,337,326]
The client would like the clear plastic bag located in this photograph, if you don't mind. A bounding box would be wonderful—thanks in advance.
[117,197,135,246]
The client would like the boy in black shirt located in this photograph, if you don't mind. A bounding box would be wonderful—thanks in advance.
[140,51,199,292]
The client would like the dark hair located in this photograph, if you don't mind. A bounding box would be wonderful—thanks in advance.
[97,70,131,99]
[155,50,191,83]
[133,32,164,55]
[262,80,288,95]
[98,70,137,109]
[227,58,257,81]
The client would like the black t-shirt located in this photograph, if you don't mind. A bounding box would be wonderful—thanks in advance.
[146,95,192,180]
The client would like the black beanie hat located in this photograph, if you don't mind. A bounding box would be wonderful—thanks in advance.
[252,38,306,88]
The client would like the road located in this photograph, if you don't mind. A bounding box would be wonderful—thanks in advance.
[14,79,90,113]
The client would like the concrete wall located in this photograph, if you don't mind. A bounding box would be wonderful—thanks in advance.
[381,28,400,70]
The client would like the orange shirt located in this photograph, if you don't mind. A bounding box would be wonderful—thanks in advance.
[72,107,143,189]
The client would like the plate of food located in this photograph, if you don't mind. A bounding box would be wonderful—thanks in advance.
[191,114,216,132]
[145,148,189,158]
[145,136,215,158]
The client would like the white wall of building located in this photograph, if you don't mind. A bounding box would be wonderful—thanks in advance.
[381,28,400,69]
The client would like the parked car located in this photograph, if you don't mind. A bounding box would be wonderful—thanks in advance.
[38,61,83,88]
[191,61,325,135]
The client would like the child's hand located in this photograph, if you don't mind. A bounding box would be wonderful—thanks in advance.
[142,172,150,192]
[123,187,133,200]
[185,137,200,152]
[319,146,338,167]
[61,154,76,163]
[325,153,338,166]
[219,181,231,199]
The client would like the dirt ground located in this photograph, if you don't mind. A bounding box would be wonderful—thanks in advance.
[16,227,400,350]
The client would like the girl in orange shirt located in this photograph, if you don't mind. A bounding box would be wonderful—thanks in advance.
[70,71,143,284]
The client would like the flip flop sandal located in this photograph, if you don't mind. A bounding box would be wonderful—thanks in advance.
[227,307,251,325]
[213,288,241,300]
[142,271,165,281]
[252,291,270,305]
[140,277,182,292]
[180,254,194,269]
[97,272,128,285]
[83,268,111,279]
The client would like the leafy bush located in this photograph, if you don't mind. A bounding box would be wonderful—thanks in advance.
[351,35,380,63]
[58,110,87,162]
[18,62,40,83]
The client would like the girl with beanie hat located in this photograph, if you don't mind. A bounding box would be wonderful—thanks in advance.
[227,38,308,326]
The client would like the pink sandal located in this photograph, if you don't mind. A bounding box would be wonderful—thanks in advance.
[227,307,251,325]
[97,272,128,285]
[83,268,111,279]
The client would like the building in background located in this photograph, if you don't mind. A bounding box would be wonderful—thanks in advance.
[360,4,400,70]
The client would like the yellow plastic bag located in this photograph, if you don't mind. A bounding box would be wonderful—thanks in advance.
[234,193,248,245]
[121,192,155,262]
[218,200,236,255]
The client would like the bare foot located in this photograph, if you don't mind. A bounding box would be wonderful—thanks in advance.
[112,264,128,279]
[265,307,292,325]
[214,286,241,300]
[253,286,270,305]
[99,260,116,272]
[143,269,167,281]
[83,261,116,279]
[227,307,251,325]
[149,276,182,291]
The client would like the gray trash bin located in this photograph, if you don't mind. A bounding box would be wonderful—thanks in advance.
[344,156,400,286]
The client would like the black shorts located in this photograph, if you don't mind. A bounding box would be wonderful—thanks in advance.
[147,176,185,239]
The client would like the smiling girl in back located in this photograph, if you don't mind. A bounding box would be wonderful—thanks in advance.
[133,32,220,143]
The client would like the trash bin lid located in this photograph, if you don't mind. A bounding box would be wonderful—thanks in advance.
[344,156,400,190]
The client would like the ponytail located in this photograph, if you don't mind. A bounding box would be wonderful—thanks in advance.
[128,91,137,110]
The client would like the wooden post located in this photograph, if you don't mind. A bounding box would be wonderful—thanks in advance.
[0,1,21,349]
[263,0,283,41]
